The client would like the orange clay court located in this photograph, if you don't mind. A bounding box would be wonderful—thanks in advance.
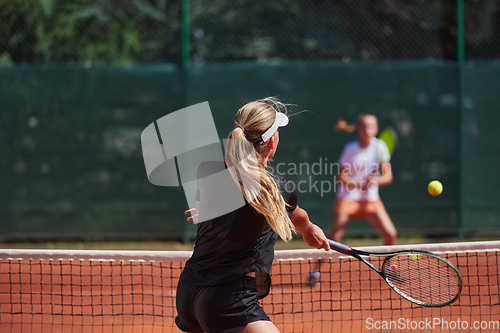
[0,241,499,333]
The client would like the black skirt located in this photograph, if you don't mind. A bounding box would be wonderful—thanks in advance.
[175,276,270,333]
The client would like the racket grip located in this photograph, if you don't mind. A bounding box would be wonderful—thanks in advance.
[328,239,351,255]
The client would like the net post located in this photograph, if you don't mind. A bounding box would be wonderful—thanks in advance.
[181,0,191,244]
[181,0,190,68]
[457,0,465,240]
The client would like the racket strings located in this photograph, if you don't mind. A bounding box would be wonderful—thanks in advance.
[383,253,461,306]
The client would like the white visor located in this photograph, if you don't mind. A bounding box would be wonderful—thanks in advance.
[261,112,289,143]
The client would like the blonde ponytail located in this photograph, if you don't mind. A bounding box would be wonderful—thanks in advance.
[224,98,295,242]
[335,118,357,133]
[335,114,378,133]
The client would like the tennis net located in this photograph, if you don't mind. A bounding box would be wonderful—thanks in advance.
[0,241,499,332]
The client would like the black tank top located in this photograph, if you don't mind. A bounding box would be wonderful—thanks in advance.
[180,161,297,299]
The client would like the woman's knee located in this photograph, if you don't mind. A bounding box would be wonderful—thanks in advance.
[333,214,350,228]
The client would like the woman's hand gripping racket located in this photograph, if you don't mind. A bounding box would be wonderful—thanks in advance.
[328,239,463,307]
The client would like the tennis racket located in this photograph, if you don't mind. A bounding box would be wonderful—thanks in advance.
[328,239,463,307]
[378,126,398,157]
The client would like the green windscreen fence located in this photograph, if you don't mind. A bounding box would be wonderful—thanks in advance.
[461,64,500,235]
[0,62,498,241]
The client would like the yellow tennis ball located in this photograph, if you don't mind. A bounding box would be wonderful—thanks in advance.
[428,180,443,196]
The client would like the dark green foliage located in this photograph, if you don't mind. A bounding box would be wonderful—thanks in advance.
[1,0,499,64]
[0,0,181,64]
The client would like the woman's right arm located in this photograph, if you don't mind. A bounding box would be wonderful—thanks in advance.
[337,166,351,183]
[290,206,330,251]
[337,166,365,189]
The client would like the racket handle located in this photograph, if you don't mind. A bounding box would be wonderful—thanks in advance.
[328,239,351,255]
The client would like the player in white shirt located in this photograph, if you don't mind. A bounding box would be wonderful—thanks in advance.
[331,114,397,245]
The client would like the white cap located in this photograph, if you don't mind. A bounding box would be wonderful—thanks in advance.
[261,112,289,143]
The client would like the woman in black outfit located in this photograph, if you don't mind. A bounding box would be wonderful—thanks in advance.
[175,98,330,333]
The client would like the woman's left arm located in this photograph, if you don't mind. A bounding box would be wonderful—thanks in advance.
[366,162,393,188]
[290,206,330,251]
